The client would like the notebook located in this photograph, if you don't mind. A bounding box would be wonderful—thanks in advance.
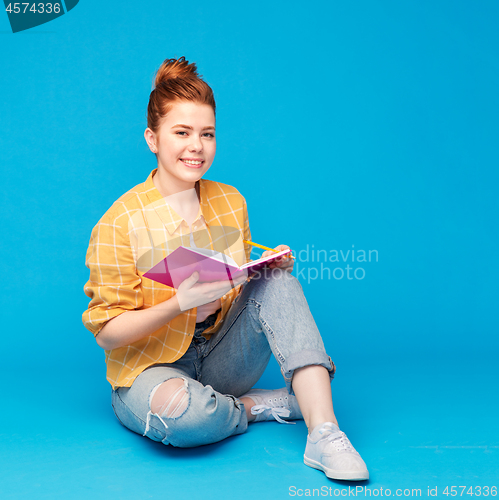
[143,246,292,288]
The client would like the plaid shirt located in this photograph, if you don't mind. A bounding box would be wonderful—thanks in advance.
[82,168,252,389]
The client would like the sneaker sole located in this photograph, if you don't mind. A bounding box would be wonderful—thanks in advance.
[304,455,369,481]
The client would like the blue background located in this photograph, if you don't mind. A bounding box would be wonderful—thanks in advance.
[1,0,497,498]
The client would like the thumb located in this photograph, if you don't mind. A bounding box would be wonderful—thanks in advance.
[189,271,200,284]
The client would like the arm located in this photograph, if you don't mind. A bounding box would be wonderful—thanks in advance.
[97,271,246,350]
[83,210,180,351]
[96,294,181,350]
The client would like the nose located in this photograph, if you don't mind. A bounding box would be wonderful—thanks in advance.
[188,135,203,152]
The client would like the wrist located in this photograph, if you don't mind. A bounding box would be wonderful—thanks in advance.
[156,293,182,316]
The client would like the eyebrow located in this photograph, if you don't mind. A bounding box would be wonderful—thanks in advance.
[171,124,216,131]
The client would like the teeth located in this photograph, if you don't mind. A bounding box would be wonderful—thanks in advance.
[182,159,203,165]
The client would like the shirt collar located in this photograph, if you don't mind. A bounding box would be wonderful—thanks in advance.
[145,169,207,236]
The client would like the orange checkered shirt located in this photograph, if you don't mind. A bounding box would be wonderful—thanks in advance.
[82,168,252,389]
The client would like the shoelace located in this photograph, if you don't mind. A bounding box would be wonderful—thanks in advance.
[319,424,355,452]
[251,404,293,424]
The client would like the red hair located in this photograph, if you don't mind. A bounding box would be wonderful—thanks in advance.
[146,56,216,134]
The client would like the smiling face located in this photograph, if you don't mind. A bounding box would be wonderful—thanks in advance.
[144,100,216,196]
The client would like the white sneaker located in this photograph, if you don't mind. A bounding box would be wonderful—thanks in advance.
[240,388,303,424]
[304,422,369,481]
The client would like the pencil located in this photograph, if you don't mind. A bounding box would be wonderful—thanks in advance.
[243,240,296,259]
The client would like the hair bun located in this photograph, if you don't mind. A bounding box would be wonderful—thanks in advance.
[154,56,201,89]
[147,56,215,134]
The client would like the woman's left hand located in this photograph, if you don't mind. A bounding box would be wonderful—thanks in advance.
[261,244,294,273]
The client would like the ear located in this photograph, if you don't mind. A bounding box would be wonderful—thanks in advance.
[144,128,157,153]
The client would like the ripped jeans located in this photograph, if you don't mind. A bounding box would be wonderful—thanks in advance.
[111,268,336,448]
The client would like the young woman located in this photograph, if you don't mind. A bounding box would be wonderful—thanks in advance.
[82,56,369,481]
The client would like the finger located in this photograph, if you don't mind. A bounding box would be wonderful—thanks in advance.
[198,276,245,296]
[182,271,200,289]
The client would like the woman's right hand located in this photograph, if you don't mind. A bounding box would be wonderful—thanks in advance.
[175,271,248,312]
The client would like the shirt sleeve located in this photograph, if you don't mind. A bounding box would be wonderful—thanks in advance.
[82,212,143,337]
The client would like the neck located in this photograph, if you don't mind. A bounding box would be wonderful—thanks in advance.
[153,168,197,197]
[153,171,201,227]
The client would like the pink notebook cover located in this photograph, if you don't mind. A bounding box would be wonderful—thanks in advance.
[143,246,291,288]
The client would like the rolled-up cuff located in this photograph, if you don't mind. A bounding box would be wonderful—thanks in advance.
[228,394,249,436]
[280,349,336,396]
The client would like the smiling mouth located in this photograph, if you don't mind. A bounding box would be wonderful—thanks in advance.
[181,159,204,167]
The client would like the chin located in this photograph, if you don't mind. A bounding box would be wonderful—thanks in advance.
[183,170,205,179]
[184,167,209,180]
